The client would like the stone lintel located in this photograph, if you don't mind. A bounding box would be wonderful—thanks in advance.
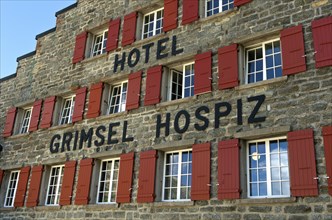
[234,126,291,140]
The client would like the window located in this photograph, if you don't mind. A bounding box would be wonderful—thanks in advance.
[90,30,108,57]
[168,62,195,101]
[247,137,290,198]
[97,159,120,204]
[19,108,32,134]
[45,165,64,205]
[206,0,234,17]
[246,39,282,84]
[107,81,128,114]
[162,150,192,201]
[4,171,20,207]
[142,8,164,39]
[59,95,75,125]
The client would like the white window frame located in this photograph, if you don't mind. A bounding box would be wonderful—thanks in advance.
[19,107,32,134]
[4,170,20,207]
[245,39,282,84]
[96,158,120,204]
[90,29,108,57]
[205,0,234,17]
[59,95,75,125]
[45,165,64,206]
[107,81,128,114]
[142,8,164,39]
[247,136,290,199]
[162,149,192,202]
[168,62,195,101]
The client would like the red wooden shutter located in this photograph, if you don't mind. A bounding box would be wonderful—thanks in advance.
[122,12,137,47]
[3,107,17,137]
[218,139,241,199]
[182,0,199,25]
[40,96,56,129]
[218,44,239,89]
[191,143,210,200]
[288,129,318,196]
[75,158,93,205]
[106,18,121,52]
[116,152,135,203]
[14,166,31,207]
[72,87,87,123]
[312,16,332,68]
[164,0,178,32]
[26,165,43,207]
[87,82,103,119]
[281,25,306,75]
[28,100,42,132]
[59,161,77,206]
[322,126,332,195]
[72,32,88,64]
[137,150,157,203]
[194,51,212,95]
[234,0,252,7]
[126,71,142,111]
[0,169,4,187]
[144,66,163,106]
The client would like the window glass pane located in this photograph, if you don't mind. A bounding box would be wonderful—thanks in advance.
[271,168,280,180]
[274,41,281,53]
[275,67,282,77]
[265,43,273,55]
[279,140,287,151]
[259,182,267,196]
[256,72,263,82]
[280,153,288,166]
[281,167,289,180]
[270,154,279,167]
[281,182,290,195]
[256,48,263,59]
[250,170,257,182]
[250,183,258,196]
[272,182,281,195]
[258,168,266,181]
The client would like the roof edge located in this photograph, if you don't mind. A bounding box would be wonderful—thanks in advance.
[35,27,56,40]
[16,51,36,62]
[55,2,78,17]
[0,73,17,83]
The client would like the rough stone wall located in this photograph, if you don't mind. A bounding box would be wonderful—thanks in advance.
[0,0,331,219]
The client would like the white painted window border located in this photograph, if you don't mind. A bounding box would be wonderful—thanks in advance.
[19,107,32,134]
[96,158,120,204]
[246,136,290,199]
[245,38,282,84]
[4,170,20,207]
[107,81,128,115]
[162,149,192,202]
[142,8,164,40]
[59,95,75,125]
[45,165,64,206]
[205,0,234,17]
[90,29,108,57]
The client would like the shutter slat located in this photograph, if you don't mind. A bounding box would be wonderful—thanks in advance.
[164,0,178,32]
[288,129,318,196]
[194,51,212,95]
[106,18,121,52]
[3,107,17,137]
[218,44,239,89]
[14,166,31,207]
[234,0,252,7]
[191,143,210,200]
[137,150,157,203]
[323,126,332,195]
[29,100,43,132]
[182,0,199,25]
[26,165,43,207]
[218,139,241,199]
[122,12,137,47]
[87,82,103,119]
[312,16,332,68]
[75,158,93,205]
[59,161,77,206]
[72,32,88,64]
[72,87,87,123]
[126,71,142,110]
[116,152,135,203]
[40,96,56,129]
[281,25,306,75]
[144,66,162,106]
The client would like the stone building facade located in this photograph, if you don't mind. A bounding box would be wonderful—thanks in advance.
[0,0,331,219]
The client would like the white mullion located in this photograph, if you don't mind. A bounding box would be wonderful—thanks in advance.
[177,151,182,200]
[54,166,63,205]
[119,83,124,110]
[153,11,157,36]
[162,153,167,201]
[69,96,75,122]
[266,140,272,197]
[45,168,54,205]
[108,160,115,203]
[96,161,105,204]
[26,108,32,132]
[262,42,267,81]
[182,65,186,98]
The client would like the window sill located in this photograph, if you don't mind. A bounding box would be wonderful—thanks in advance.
[94,111,128,123]
[238,197,296,205]
[0,207,15,211]
[6,132,29,139]
[35,205,61,211]
[86,203,119,210]
[198,8,239,25]
[48,123,72,131]
[130,32,167,49]
[235,76,287,91]
[80,53,108,64]
[153,201,194,207]
[156,95,197,109]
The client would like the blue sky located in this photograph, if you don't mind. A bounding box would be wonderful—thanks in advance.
[0,0,76,79]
